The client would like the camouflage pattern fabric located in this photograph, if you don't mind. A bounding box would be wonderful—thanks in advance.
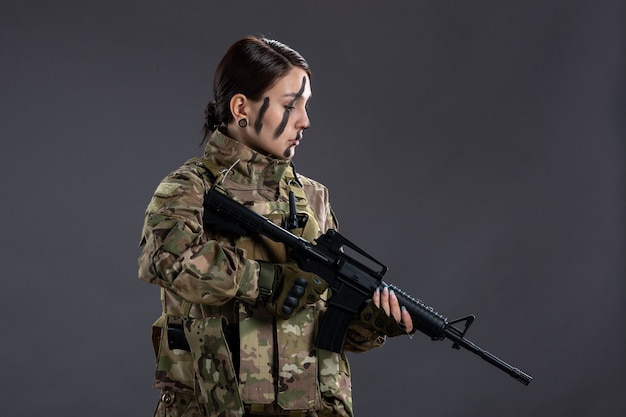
[153,390,202,417]
[184,316,243,414]
[139,131,386,417]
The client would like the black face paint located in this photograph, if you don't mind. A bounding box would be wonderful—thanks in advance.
[254,97,270,133]
[273,76,307,139]
[283,130,304,157]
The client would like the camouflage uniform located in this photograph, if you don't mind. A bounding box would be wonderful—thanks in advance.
[139,131,386,417]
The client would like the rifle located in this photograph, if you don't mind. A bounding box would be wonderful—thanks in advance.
[203,186,533,385]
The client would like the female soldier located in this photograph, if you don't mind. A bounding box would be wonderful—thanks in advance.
[139,35,413,417]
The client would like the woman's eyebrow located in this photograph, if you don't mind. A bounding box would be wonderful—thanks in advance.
[281,76,308,100]
[281,91,310,99]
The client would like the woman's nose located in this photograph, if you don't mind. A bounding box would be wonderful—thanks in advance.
[298,110,310,130]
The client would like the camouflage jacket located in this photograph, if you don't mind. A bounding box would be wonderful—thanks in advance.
[139,131,385,417]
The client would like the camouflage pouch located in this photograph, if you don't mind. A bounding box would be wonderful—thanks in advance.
[152,315,195,393]
[184,316,244,416]
[275,305,321,411]
[317,349,353,417]
[238,303,275,405]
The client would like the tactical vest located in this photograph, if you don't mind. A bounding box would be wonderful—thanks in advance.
[151,155,342,416]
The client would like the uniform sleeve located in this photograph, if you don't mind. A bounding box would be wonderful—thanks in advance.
[138,167,260,305]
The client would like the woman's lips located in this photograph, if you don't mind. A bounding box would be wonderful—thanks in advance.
[291,132,303,145]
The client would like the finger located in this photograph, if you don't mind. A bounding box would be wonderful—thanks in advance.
[381,286,390,316]
[389,290,402,323]
[372,287,381,308]
[401,306,414,333]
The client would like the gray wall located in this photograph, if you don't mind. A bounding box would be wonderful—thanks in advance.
[1,1,624,416]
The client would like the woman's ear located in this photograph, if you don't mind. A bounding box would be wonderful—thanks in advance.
[229,94,248,120]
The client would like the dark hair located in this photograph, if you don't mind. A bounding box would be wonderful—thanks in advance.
[203,36,311,139]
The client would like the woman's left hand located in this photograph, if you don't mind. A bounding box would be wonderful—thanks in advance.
[372,286,414,333]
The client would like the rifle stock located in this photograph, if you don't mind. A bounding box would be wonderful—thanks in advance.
[203,186,532,385]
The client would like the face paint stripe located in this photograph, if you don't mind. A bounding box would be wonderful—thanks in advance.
[273,76,307,139]
[274,111,290,139]
[254,97,270,133]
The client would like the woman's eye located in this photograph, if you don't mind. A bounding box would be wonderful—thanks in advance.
[284,105,295,111]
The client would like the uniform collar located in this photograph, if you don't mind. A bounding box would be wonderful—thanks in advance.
[203,130,292,195]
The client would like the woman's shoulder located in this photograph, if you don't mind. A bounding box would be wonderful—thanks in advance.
[295,172,330,196]
[158,160,209,188]
[294,172,338,231]
[146,159,211,208]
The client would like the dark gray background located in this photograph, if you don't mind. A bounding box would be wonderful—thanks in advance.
[1,1,624,416]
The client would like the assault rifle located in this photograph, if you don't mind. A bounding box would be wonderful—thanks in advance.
[203,186,533,385]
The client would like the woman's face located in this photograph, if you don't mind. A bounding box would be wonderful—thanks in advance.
[231,67,311,160]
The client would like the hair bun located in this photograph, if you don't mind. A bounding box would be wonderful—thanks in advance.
[204,100,220,130]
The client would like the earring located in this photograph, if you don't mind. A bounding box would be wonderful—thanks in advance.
[238,119,248,128]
